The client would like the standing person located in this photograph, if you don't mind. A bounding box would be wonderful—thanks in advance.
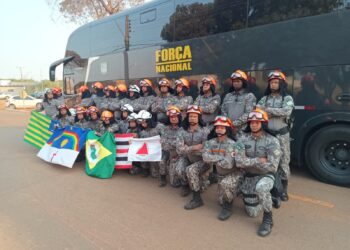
[175,105,211,199]
[158,106,184,187]
[126,112,142,175]
[151,78,177,124]
[52,87,65,105]
[256,71,294,201]
[91,82,105,110]
[79,85,93,108]
[194,76,221,125]
[41,88,58,119]
[120,84,141,109]
[235,109,281,237]
[100,85,117,111]
[138,110,164,177]
[134,79,156,112]
[73,106,90,129]
[109,83,128,120]
[55,104,74,129]
[86,106,100,131]
[95,110,119,136]
[221,70,256,132]
[118,104,134,133]
[202,116,245,220]
[174,78,193,119]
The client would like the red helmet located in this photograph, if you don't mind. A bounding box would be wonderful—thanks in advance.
[213,116,234,128]
[58,104,68,110]
[175,78,190,89]
[75,106,86,114]
[268,71,286,82]
[201,76,217,87]
[159,78,172,87]
[104,85,116,92]
[139,79,153,88]
[166,105,181,116]
[79,85,89,93]
[87,106,99,114]
[93,82,104,89]
[247,108,269,123]
[101,110,113,119]
[187,105,202,115]
[231,70,248,81]
[52,87,62,95]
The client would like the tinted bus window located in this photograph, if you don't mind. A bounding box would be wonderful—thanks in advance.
[248,0,340,28]
[66,27,90,59]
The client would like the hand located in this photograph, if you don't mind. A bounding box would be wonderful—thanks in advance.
[259,157,268,164]
[191,144,203,152]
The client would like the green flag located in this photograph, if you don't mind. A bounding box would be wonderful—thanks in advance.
[24,111,52,149]
[85,131,116,179]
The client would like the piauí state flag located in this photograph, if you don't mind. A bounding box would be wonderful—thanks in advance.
[85,131,116,178]
[127,135,162,162]
[37,126,89,168]
[24,111,52,149]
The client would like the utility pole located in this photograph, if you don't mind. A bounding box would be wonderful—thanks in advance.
[17,66,23,80]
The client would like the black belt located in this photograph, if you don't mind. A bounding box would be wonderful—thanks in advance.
[269,126,289,136]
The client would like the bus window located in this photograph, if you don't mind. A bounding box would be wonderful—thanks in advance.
[171,0,248,42]
[248,0,341,28]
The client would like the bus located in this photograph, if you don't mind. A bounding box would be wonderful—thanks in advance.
[49,0,350,186]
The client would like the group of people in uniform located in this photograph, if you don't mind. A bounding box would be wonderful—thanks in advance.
[41,70,294,237]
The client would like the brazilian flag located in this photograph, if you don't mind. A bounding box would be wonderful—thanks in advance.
[85,131,116,179]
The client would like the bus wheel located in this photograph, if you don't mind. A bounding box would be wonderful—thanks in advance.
[305,125,350,186]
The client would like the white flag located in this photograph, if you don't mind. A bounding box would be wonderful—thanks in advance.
[127,135,162,162]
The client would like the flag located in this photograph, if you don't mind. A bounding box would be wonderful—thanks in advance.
[115,134,133,170]
[85,131,116,178]
[24,111,52,149]
[128,135,162,162]
[49,120,60,132]
[37,126,89,168]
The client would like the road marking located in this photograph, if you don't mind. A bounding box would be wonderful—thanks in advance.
[289,193,335,208]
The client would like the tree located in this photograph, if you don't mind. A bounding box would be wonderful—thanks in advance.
[48,0,145,24]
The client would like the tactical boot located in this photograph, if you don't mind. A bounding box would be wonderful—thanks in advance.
[217,201,232,221]
[180,185,191,197]
[184,191,203,210]
[258,212,273,237]
[141,168,150,177]
[280,180,289,201]
[159,175,167,187]
[270,188,281,209]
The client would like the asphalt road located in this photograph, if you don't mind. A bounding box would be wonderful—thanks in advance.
[0,109,349,250]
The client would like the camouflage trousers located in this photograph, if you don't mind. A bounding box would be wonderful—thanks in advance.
[140,162,159,178]
[159,150,180,187]
[186,161,210,192]
[240,175,274,217]
[174,156,192,186]
[276,133,291,180]
[217,172,244,205]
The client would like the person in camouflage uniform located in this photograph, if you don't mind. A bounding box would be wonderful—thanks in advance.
[95,110,119,136]
[235,108,282,237]
[55,104,74,129]
[174,78,193,119]
[40,88,59,118]
[52,87,65,106]
[202,116,245,220]
[99,85,117,112]
[73,106,90,129]
[151,78,177,124]
[85,106,100,131]
[79,85,94,108]
[194,76,221,125]
[91,82,106,110]
[175,105,211,200]
[109,83,128,120]
[256,71,294,201]
[117,104,134,133]
[126,112,142,175]
[138,110,165,177]
[221,70,256,132]
[158,105,184,187]
[133,79,156,113]
[119,84,141,110]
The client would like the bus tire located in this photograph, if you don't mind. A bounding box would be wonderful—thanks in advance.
[305,124,350,186]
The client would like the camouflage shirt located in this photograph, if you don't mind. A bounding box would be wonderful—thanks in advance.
[57,116,74,129]
[139,123,165,138]
[176,126,211,163]
[85,119,100,131]
[151,94,177,122]
[117,119,129,134]
[99,97,116,111]
[133,95,156,112]
[91,95,106,111]
[257,94,294,131]
[235,132,281,175]
[175,95,193,118]
[74,119,90,129]
[161,126,184,152]
[80,98,94,108]
[41,100,58,119]
[221,90,256,128]
[194,93,221,125]
[95,121,119,135]
[202,137,245,176]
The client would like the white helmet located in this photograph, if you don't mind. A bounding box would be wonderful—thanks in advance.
[127,112,138,121]
[129,84,140,93]
[121,103,134,113]
[138,110,152,120]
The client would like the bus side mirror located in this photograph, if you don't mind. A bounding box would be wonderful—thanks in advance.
[49,68,55,81]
